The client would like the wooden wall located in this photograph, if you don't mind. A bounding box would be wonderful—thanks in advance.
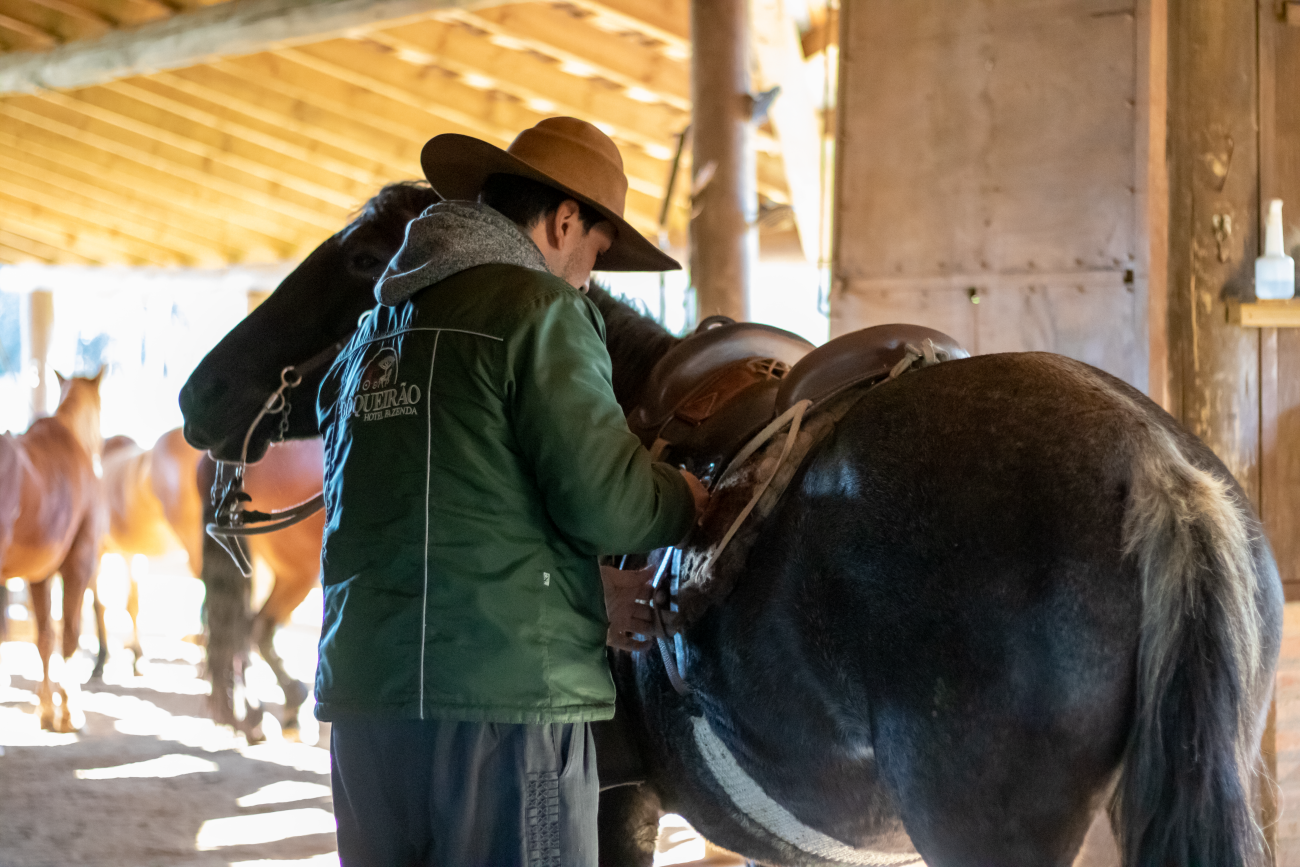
[831,0,1155,390]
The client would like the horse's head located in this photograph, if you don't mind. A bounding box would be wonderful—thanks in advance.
[54,367,105,458]
[180,181,439,462]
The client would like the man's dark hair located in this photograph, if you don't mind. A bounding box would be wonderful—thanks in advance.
[481,173,606,233]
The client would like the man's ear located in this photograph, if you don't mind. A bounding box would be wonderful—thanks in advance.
[553,199,584,247]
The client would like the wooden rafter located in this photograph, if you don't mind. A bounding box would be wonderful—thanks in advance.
[21,0,114,29]
[0,124,310,250]
[0,0,508,93]
[0,227,97,264]
[0,99,341,235]
[1,202,159,264]
[0,148,248,260]
[0,10,58,47]
[0,174,217,264]
[98,78,392,193]
[447,4,689,110]
[47,86,370,210]
[368,18,687,151]
[561,0,688,59]
[144,70,405,183]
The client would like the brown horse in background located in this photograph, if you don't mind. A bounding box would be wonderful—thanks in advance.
[101,427,324,734]
[0,372,106,732]
[102,428,204,670]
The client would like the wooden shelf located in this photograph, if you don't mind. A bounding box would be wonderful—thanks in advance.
[1227,298,1300,327]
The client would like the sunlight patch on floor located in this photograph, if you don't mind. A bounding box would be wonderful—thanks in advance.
[229,854,340,867]
[655,814,707,866]
[196,807,336,851]
[0,704,79,747]
[239,741,332,775]
[237,780,333,807]
[76,753,219,779]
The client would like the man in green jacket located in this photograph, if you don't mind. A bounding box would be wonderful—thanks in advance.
[316,117,706,866]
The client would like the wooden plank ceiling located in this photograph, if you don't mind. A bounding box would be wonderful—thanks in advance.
[0,0,836,268]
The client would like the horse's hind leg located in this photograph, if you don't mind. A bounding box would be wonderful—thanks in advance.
[125,566,142,675]
[88,575,108,682]
[27,577,56,730]
[54,517,100,731]
[597,783,661,867]
[250,573,313,737]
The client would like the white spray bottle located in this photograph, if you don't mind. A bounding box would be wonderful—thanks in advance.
[1255,198,1295,300]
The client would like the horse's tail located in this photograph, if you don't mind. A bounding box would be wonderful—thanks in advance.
[1112,423,1272,867]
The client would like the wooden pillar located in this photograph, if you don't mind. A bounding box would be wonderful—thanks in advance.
[1167,0,1275,860]
[1166,0,1260,497]
[690,0,756,323]
[26,289,54,420]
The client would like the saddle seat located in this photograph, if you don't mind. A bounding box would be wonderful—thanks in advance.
[627,321,814,480]
[775,323,970,414]
[628,321,969,485]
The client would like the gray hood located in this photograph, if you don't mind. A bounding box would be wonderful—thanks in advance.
[375,201,548,306]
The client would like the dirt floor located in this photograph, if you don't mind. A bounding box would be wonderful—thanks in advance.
[0,560,1294,867]
[0,560,736,867]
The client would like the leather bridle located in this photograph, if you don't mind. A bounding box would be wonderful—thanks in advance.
[205,340,342,576]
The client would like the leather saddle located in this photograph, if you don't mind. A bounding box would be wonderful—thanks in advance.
[626,320,967,484]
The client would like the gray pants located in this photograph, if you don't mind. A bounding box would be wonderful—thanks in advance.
[330,718,599,867]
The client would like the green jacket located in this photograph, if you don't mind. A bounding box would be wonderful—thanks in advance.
[314,261,695,723]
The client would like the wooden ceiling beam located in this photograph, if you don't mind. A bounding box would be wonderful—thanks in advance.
[144,69,406,183]
[0,227,97,265]
[278,40,676,200]
[0,0,509,94]
[0,149,246,262]
[448,4,689,110]
[21,0,116,29]
[0,94,345,231]
[0,201,158,265]
[561,0,689,59]
[0,125,308,251]
[40,86,367,211]
[369,19,688,152]
[0,174,218,264]
[97,78,392,194]
[0,11,58,48]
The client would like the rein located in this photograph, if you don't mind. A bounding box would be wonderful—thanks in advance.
[205,340,342,576]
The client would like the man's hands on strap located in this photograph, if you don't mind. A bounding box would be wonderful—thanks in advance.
[603,471,709,652]
[602,562,660,652]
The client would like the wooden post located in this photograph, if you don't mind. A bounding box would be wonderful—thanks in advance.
[26,289,54,420]
[690,0,756,323]
[1166,0,1261,497]
[1167,0,1275,861]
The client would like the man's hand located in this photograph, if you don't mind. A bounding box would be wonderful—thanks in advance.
[680,470,710,524]
[601,563,659,653]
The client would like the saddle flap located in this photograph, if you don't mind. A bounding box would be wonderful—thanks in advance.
[774,324,968,414]
[629,322,814,440]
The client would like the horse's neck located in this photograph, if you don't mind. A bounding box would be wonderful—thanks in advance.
[596,308,680,411]
[54,399,101,460]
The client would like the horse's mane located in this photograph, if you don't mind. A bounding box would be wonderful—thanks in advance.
[587,282,680,413]
[344,180,440,242]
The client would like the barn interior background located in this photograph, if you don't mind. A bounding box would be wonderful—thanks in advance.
[0,0,1299,864]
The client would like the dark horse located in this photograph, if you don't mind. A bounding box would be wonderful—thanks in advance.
[180,183,1282,867]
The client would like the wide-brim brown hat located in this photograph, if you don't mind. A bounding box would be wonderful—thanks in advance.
[421,117,680,272]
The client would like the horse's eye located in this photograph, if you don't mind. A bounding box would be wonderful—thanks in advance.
[352,253,381,272]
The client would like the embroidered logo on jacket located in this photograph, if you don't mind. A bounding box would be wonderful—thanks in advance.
[351,346,421,422]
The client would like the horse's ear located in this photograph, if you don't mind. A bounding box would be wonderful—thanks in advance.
[92,365,106,387]
[55,371,66,387]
